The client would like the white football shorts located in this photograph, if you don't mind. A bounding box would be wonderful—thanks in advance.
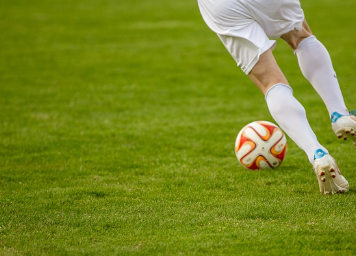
[198,0,304,74]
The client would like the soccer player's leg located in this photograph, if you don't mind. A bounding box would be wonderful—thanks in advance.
[249,49,348,194]
[282,20,356,147]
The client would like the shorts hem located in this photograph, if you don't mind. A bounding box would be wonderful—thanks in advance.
[243,40,276,75]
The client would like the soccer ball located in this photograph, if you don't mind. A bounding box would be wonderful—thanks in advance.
[235,121,287,170]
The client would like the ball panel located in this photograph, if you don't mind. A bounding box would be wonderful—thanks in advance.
[257,121,278,134]
[242,155,270,170]
[270,132,287,154]
[256,156,271,169]
[236,141,255,161]
[248,122,270,140]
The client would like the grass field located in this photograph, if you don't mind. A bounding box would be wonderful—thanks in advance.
[1,0,356,255]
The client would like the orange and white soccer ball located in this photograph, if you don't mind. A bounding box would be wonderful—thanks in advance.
[235,121,287,170]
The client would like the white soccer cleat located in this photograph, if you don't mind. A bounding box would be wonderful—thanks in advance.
[313,149,349,195]
[331,111,356,148]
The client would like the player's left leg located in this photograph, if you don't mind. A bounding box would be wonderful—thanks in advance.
[282,20,356,147]
[279,21,351,193]
[250,48,349,194]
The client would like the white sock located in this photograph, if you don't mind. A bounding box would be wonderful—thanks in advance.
[295,36,349,117]
[265,83,328,164]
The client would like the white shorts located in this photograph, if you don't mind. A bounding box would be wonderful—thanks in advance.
[198,0,304,74]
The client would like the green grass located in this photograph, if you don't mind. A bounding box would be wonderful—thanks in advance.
[1,0,356,255]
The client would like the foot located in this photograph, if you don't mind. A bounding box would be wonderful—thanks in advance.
[313,149,349,195]
[331,111,356,148]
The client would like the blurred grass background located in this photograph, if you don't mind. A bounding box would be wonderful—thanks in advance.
[1,0,356,255]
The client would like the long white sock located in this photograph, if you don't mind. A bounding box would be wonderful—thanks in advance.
[295,36,349,116]
[265,83,327,164]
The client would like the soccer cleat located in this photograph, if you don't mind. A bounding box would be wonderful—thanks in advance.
[313,149,349,194]
[331,111,356,148]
